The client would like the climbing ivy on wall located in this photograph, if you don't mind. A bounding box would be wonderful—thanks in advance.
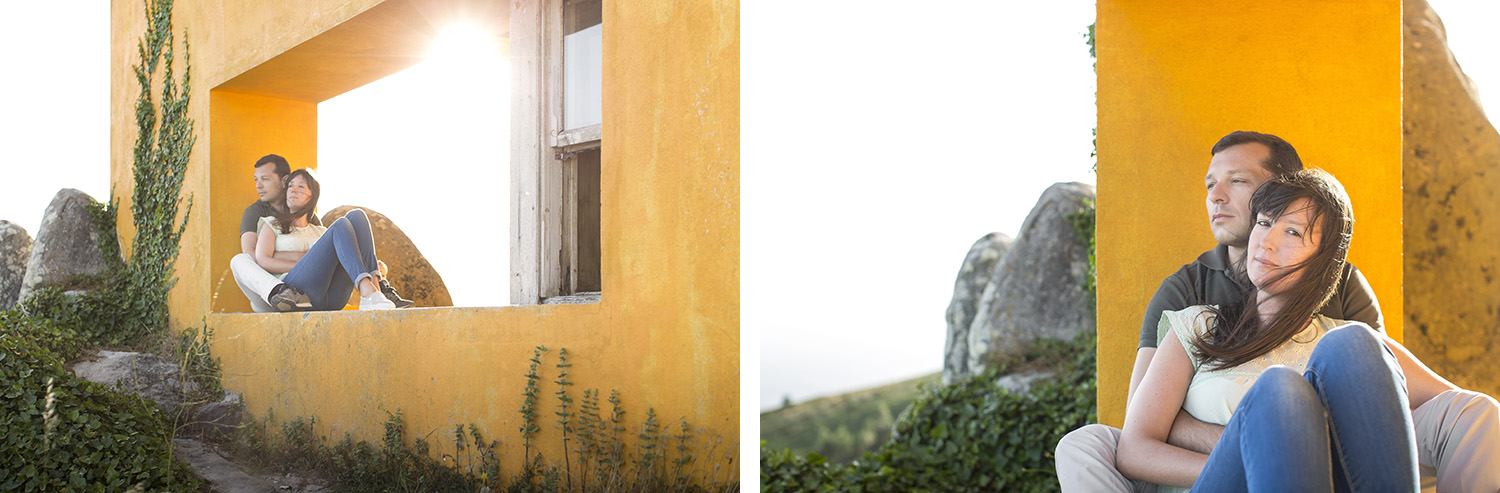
[126,0,195,334]
[1086,22,1097,170]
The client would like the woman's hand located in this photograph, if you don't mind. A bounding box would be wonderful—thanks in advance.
[1117,329,1210,488]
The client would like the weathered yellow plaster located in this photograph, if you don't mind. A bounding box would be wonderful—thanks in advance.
[110,0,739,478]
[1096,0,1401,426]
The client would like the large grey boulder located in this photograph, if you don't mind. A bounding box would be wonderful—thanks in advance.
[0,221,32,309]
[1403,0,1500,398]
[961,182,1095,380]
[321,206,453,308]
[942,232,1013,384]
[18,189,111,303]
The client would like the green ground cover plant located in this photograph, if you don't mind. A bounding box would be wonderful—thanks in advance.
[0,321,200,491]
[760,330,1096,493]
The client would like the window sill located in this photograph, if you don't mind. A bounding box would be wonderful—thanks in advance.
[541,291,601,305]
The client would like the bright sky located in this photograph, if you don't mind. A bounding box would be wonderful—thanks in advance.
[0,3,111,236]
[747,0,1098,410]
[317,28,510,307]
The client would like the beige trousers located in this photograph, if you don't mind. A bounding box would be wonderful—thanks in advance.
[1055,389,1500,493]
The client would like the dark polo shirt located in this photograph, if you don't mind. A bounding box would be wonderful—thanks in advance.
[1138,244,1383,348]
[239,201,320,235]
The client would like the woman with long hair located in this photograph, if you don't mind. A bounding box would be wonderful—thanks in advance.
[1116,169,1418,491]
[252,168,398,311]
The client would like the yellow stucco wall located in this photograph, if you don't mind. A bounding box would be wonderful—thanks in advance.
[110,0,739,479]
[1096,0,1402,426]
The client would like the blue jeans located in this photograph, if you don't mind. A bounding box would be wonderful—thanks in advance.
[1193,324,1419,492]
[282,209,379,311]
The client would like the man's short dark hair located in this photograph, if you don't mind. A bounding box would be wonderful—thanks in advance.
[1210,131,1303,177]
[254,154,291,178]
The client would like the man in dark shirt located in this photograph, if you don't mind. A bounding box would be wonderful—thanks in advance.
[1055,132,1500,492]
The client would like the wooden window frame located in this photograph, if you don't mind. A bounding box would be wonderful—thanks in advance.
[511,0,602,304]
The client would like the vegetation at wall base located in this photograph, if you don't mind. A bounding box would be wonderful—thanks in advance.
[225,346,739,492]
[761,330,1097,492]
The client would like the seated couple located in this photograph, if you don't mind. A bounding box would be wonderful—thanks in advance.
[1056,132,1500,492]
[229,154,414,312]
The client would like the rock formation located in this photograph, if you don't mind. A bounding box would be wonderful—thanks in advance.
[943,232,1013,384]
[1403,0,1500,397]
[321,206,453,308]
[17,189,111,303]
[72,351,197,415]
[71,351,245,439]
[954,182,1095,381]
[0,221,32,309]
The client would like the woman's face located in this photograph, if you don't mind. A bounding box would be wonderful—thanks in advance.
[1246,197,1321,296]
[285,175,312,212]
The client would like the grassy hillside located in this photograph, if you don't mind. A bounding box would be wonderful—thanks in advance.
[760,372,941,464]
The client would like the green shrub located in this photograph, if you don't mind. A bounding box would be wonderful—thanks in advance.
[0,331,200,491]
[761,331,1097,492]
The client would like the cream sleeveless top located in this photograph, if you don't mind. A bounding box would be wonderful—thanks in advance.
[258,217,325,280]
[1158,305,1342,426]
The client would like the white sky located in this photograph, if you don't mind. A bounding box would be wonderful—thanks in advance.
[747,0,1098,410]
[317,31,510,307]
[0,3,111,236]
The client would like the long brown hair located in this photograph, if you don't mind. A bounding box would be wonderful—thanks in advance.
[1192,169,1353,371]
[274,168,321,234]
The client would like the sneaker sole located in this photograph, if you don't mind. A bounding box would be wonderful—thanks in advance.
[272,298,313,312]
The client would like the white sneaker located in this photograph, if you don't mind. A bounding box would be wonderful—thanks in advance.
[359,291,397,310]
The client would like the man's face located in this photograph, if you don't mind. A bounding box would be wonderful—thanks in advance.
[1204,143,1275,247]
[253,164,284,204]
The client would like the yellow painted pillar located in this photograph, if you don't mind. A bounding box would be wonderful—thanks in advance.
[1096,0,1402,426]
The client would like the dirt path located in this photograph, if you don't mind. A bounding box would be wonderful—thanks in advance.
[174,438,330,492]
